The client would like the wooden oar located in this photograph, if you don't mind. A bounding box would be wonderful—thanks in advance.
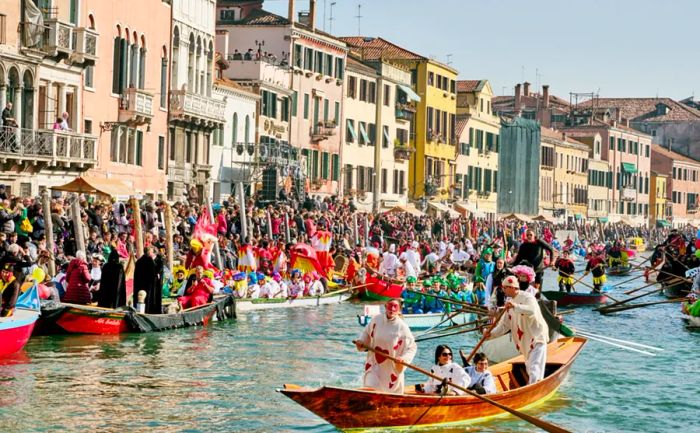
[600,297,686,314]
[575,329,663,352]
[623,273,688,295]
[465,308,506,365]
[413,310,465,337]
[325,282,373,297]
[596,287,665,312]
[354,341,573,433]
[416,324,483,342]
[609,272,646,289]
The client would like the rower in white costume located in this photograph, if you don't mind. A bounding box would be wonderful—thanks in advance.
[400,241,422,274]
[398,255,417,279]
[355,299,417,394]
[379,244,399,277]
[485,275,548,384]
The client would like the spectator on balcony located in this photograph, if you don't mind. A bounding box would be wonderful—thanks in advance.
[53,116,62,130]
[244,48,254,60]
[60,112,72,131]
[232,49,242,60]
[1,102,17,128]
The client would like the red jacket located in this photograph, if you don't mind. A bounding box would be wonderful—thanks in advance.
[63,258,92,304]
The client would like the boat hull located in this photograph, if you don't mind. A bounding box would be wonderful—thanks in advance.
[236,292,350,312]
[607,265,632,276]
[280,337,586,430]
[0,309,40,357]
[686,315,700,328]
[35,295,235,335]
[662,281,690,299]
[542,290,608,306]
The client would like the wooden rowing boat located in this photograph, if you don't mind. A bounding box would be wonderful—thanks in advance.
[0,287,41,357]
[35,295,235,335]
[607,265,632,276]
[662,281,690,299]
[279,337,587,430]
[357,310,476,330]
[542,290,608,306]
[236,292,351,312]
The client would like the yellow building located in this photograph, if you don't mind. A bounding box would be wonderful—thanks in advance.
[339,38,458,201]
[650,172,670,227]
[455,80,500,219]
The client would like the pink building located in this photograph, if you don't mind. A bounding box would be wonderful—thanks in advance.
[216,0,347,198]
[82,0,172,198]
[564,119,652,225]
[651,144,700,227]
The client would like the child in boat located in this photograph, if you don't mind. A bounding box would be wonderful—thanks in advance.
[288,270,305,298]
[417,344,469,395]
[401,276,424,314]
[554,250,576,293]
[423,279,446,313]
[459,352,497,395]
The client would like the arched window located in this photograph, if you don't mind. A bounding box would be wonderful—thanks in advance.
[231,113,238,145]
[88,14,95,30]
[138,35,146,89]
[172,27,180,89]
[206,40,213,97]
[188,33,195,91]
[160,46,168,108]
[244,115,250,144]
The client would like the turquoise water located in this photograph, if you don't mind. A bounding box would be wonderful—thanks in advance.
[1,265,699,433]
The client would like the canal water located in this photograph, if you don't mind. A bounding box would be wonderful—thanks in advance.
[1,264,699,433]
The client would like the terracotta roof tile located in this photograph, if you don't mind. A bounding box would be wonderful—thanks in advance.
[339,37,426,61]
[455,115,469,138]
[456,80,483,92]
[236,8,290,25]
[651,144,700,165]
[579,98,700,123]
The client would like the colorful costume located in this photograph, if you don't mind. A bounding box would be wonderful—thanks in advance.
[586,255,607,293]
[178,276,213,309]
[554,256,576,292]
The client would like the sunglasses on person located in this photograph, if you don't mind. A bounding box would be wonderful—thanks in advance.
[440,352,453,357]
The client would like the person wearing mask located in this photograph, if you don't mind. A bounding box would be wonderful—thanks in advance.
[355,298,417,394]
[133,246,162,313]
[96,249,127,308]
[0,257,21,317]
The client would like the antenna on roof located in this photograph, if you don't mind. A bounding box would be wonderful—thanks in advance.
[446,54,453,66]
[355,2,363,35]
[329,1,337,34]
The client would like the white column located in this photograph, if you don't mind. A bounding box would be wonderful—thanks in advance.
[0,85,6,113]
[57,83,67,116]
[14,86,22,129]
[44,80,53,128]
[73,85,81,132]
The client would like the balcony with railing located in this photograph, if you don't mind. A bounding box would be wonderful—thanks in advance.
[119,87,154,125]
[42,16,73,57]
[0,127,97,168]
[620,186,636,201]
[688,203,698,213]
[393,145,413,162]
[395,102,416,122]
[311,121,337,142]
[170,90,226,126]
[71,27,98,64]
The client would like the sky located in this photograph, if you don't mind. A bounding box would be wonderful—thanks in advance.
[262,0,700,100]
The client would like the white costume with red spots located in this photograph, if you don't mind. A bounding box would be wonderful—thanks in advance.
[490,290,548,384]
[357,313,417,394]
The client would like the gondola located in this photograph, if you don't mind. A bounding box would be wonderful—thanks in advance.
[236,291,351,312]
[279,337,586,430]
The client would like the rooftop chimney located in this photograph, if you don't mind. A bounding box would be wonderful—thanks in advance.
[514,83,522,113]
[523,81,530,97]
[309,0,316,31]
[288,0,295,24]
[542,85,550,109]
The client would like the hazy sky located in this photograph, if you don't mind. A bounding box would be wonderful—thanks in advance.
[263,0,699,100]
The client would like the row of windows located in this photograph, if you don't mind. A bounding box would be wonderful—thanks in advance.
[616,202,650,216]
[345,120,409,148]
[427,72,455,93]
[301,149,340,182]
[343,166,406,195]
[672,166,699,182]
[297,93,340,125]
[588,169,609,187]
[671,191,699,206]
[426,107,457,144]
[460,128,498,155]
[261,90,291,121]
[293,44,344,80]
[110,126,144,166]
[609,136,650,157]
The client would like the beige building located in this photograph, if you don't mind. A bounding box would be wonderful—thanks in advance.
[454,80,499,219]
[341,55,411,210]
[540,128,589,222]
[573,133,611,221]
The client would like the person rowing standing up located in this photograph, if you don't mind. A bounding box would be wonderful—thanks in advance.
[554,250,576,292]
[511,229,555,293]
[584,251,607,293]
[355,298,417,394]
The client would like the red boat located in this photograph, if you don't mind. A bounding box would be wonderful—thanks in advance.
[357,269,404,302]
[0,286,41,357]
[542,290,609,306]
[35,295,235,335]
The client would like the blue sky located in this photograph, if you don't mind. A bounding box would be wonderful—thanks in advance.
[263,0,698,100]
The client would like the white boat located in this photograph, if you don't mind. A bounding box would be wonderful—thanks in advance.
[236,292,351,312]
[685,315,700,328]
[357,305,476,330]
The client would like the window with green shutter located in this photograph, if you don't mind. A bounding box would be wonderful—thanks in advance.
[493,171,498,192]
[484,169,492,192]
[322,152,330,179]
[609,137,614,150]
[331,154,339,181]
[323,99,329,122]
[334,102,340,124]
[292,91,298,117]
[312,150,319,179]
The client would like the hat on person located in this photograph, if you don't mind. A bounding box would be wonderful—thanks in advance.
[406,276,417,283]
[502,275,519,289]
[91,253,105,263]
[232,271,246,281]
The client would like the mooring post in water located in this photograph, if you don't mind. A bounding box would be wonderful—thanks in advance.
[41,189,56,276]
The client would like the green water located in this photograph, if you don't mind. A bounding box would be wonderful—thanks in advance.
[1,267,699,433]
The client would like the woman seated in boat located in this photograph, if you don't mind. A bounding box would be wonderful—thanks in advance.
[417,344,469,395]
[178,266,214,309]
[401,276,424,314]
[460,352,497,395]
[304,272,325,296]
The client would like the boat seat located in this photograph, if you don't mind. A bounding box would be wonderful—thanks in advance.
[488,363,521,392]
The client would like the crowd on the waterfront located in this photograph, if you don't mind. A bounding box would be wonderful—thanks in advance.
[1,188,699,318]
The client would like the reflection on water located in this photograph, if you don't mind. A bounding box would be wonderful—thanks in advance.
[0,267,699,432]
